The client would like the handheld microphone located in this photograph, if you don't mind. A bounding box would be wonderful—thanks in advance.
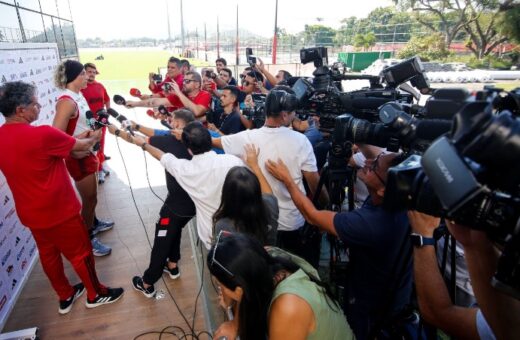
[146,109,155,118]
[130,88,142,98]
[113,94,126,105]
[96,109,110,126]
[84,111,101,151]
[107,108,134,136]
[158,104,172,117]
[160,119,172,129]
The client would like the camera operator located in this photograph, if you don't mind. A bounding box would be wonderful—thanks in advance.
[215,57,237,88]
[266,151,413,339]
[0,81,124,313]
[148,57,184,96]
[212,86,326,267]
[254,57,292,88]
[207,86,245,136]
[126,71,211,123]
[112,121,243,249]
[407,211,497,339]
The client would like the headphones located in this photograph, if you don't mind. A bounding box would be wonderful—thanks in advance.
[265,89,298,116]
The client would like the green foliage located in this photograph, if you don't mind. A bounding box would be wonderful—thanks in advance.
[303,24,336,46]
[397,33,451,61]
[500,6,520,43]
[466,55,513,70]
[354,32,377,51]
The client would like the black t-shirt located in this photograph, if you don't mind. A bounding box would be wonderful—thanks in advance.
[149,135,196,216]
[217,111,244,135]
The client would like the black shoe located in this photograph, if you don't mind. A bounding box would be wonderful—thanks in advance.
[85,287,124,308]
[59,283,85,314]
[132,276,156,298]
[92,218,114,235]
[163,265,180,279]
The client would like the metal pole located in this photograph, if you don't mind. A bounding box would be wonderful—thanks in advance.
[180,0,185,55]
[204,23,208,62]
[272,0,278,64]
[196,27,199,59]
[217,17,220,58]
[236,5,239,66]
[165,0,172,46]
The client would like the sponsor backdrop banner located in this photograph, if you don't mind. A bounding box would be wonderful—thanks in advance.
[0,42,60,329]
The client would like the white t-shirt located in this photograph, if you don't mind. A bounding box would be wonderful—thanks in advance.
[58,89,91,137]
[160,150,244,249]
[221,126,317,231]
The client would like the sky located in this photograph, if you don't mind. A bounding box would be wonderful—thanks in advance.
[70,0,393,40]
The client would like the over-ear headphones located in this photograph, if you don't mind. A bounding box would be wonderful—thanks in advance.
[265,89,298,116]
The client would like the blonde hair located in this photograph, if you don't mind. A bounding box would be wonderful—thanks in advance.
[54,62,68,89]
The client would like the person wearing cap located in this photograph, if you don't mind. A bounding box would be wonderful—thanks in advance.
[52,60,112,257]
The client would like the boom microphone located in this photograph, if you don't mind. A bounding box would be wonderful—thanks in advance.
[130,88,142,98]
[414,119,452,141]
[113,94,126,105]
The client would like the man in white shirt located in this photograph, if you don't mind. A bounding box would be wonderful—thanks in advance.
[117,121,243,249]
[213,86,324,267]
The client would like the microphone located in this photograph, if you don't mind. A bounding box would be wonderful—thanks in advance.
[414,119,452,141]
[107,108,134,136]
[96,109,110,126]
[146,109,155,118]
[130,88,142,98]
[84,111,101,151]
[113,94,126,105]
[160,119,172,129]
[158,104,172,117]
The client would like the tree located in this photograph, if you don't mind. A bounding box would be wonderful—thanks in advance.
[395,0,479,48]
[398,33,451,60]
[354,32,377,51]
[499,3,520,43]
[303,24,336,46]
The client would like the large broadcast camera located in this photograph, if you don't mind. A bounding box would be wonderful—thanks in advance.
[242,93,267,129]
[384,89,520,299]
[292,47,432,133]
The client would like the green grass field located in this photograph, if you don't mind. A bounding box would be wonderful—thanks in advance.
[79,49,210,97]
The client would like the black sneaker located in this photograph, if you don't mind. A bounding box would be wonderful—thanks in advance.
[163,265,180,279]
[59,283,85,315]
[85,287,124,308]
[132,276,156,298]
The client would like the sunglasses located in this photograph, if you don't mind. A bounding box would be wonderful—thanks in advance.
[239,74,246,79]
[369,152,386,186]
[243,80,255,86]
[210,230,234,277]
[183,79,197,84]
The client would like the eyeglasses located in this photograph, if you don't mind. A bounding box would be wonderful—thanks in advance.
[24,101,41,110]
[210,230,234,278]
[243,80,254,86]
[183,79,197,84]
[369,152,386,186]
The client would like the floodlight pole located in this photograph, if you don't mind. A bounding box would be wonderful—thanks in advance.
[272,0,278,64]
[180,0,185,54]
[165,0,172,45]
[217,16,220,58]
[236,5,239,66]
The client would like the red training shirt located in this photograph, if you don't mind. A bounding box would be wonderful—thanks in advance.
[166,90,212,111]
[81,80,110,116]
[0,124,81,229]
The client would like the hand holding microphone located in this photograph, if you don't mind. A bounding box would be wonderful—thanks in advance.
[107,108,135,136]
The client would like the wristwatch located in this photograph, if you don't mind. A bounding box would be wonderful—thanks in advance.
[410,233,435,247]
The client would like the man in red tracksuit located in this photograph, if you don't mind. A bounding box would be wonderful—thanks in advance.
[0,81,124,314]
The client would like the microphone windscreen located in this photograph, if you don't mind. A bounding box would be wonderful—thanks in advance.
[415,119,452,141]
[160,119,172,129]
[113,94,126,105]
[158,105,170,116]
[85,110,94,119]
[106,108,120,118]
[130,88,142,98]
[146,109,155,118]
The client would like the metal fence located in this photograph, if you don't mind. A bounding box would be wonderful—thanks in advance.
[0,0,79,59]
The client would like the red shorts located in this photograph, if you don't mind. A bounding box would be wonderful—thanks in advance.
[65,153,99,181]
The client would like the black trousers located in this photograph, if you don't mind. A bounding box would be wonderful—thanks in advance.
[143,205,192,285]
[276,225,321,268]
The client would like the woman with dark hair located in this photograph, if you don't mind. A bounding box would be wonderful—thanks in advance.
[208,232,353,340]
[213,144,278,245]
[52,60,111,257]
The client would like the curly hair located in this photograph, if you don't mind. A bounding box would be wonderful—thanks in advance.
[54,62,69,89]
[0,81,36,117]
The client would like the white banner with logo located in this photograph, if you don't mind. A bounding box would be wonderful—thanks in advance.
[0,42,60,329]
